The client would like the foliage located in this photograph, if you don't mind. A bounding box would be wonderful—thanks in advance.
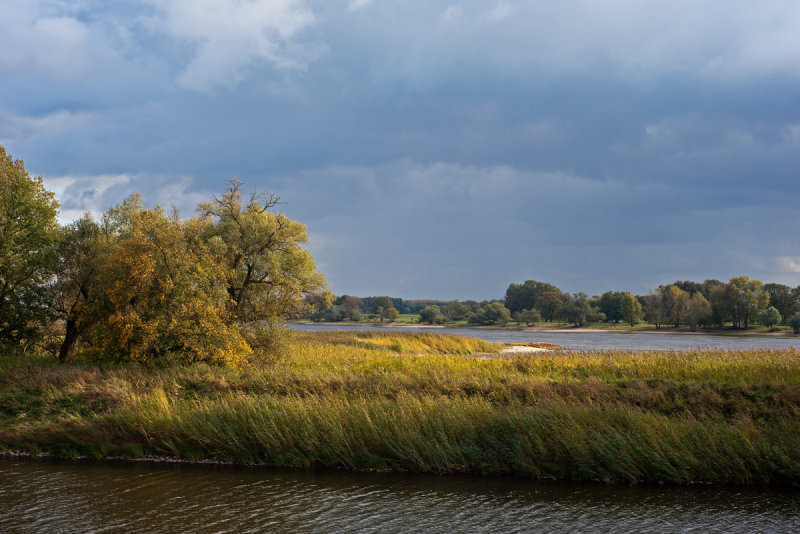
[198,178,326,323]
[790,313,800,335]
[764,283,797,325]
[641,290,665,328]
[555,293,593,326]
[418,305,444,324]
[598,291,624,323]
[0,144,60,347]
[443,300,470,321]
[619,292,642,326]
[758,306,781,331]
[504,280,560,314]
[682,292,712,331]
[513,308,541,326]
[661,284,688,328]
[725,276,769,329]
[85,205,251,366]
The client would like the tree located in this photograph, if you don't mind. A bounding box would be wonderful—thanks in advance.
[662,285,688,328]
[764,283,797,324]
[370,296,395,323]
[514,308,541,326]
[86,205,251,365]
[469,302,511,325]
[725,276,768,329]
[555,293,591,327]
[0,144,60,347]
[642,289,665,328]
[758,306,781,331]
[619,292,643,326]
[598,291,624,323]
[442,300,469,322]
[535,290,563,322]
[419,305,444,324]
[683,292,712,331]
[383,306,399,323]
[504,280,560,314]
[198,178,327,324]
[50,215,111,360]
[790,312,800,335]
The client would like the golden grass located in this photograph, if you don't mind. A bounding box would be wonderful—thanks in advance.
[1,330,799,484]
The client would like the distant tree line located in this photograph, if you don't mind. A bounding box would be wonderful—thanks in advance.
[308,277,800,333]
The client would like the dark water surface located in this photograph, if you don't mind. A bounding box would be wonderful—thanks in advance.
[290,322,800,351]
[1,458,799,533]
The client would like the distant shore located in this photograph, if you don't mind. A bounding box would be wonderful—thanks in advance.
[292,320,799,337]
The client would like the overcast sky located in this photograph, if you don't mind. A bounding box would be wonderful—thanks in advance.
[2,1,798,299]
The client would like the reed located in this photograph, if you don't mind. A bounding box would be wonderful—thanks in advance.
[1,331,799,484]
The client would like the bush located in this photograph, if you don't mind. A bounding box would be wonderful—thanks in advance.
[790,313,800,335]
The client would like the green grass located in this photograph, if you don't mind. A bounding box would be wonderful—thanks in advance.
[1,331,799,484]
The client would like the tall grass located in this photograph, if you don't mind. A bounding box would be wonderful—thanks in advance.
[1,331,799,484]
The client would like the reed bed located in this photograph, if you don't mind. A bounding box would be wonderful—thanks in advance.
[1,330,799,484]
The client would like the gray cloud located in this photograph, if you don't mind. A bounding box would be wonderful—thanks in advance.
[2,0,798,299]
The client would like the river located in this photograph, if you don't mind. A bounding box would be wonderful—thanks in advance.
[290,322,800,351]
[2,458,798,533]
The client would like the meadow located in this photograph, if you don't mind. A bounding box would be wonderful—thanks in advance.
[2,330,799,485]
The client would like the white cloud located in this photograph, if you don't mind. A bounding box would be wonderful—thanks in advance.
[439,6,464,25]
[0,4,91,80]
[144,0,315,91]
[480,1,515,23]
[775,257,800,274]
[348,0,374,12]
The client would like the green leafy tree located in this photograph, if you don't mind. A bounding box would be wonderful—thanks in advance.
[198,179,327,324]
[725,276,769,329]
[443,300,469,322]
[764,283,797,324]
[642,290,665,328]
[370,296,394,323]
[790,312,800,335]
[619,292,643,326]
[598,291,624,323]
[469,302,511,325]
[555,292,591,327]
[535,290,563,322]
[50,215,112,360]
[683,292,712,331]
[514,308,541,326]
[419,305,444,324]
[662,285,688,328]
[504,280,560,314]
[0,144,60,347]
[383,306,399,323]
[758,306,781,331]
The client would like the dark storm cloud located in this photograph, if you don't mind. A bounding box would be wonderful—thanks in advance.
[1,1,798,299]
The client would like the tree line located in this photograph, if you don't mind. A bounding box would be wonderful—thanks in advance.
[309,277,800,333]
[1,145,327,365]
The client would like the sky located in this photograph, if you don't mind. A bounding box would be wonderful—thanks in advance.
[1,0,799,300]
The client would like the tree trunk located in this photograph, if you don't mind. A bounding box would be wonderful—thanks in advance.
[58,318,79,361]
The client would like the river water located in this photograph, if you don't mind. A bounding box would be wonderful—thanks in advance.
[2,458,798,533]
[291,322,800,351]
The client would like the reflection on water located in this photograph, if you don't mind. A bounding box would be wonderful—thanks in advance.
[1,458,799,533]
[290,322,800,351]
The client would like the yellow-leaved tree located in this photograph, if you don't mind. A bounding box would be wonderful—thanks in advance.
[198,178,329,324]
[86,202,251,365]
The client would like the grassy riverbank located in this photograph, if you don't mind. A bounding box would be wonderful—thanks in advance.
[2,331,799,484]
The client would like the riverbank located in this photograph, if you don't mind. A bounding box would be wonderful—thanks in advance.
[294,320,799,337]
[2,331,799,485]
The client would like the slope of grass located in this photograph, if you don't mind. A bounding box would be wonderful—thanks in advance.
[1,331,799,485]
